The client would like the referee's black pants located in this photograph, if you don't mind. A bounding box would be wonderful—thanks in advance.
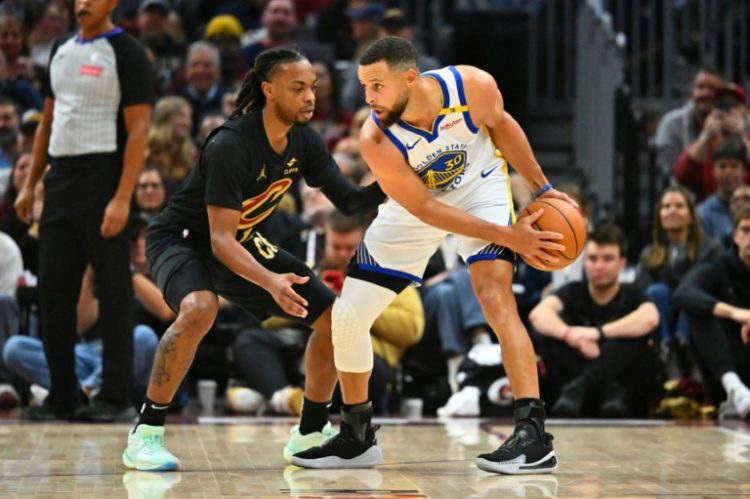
[39,153,134,411]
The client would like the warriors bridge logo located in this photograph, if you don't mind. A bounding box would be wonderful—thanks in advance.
[417,151,467,190]
[236,178,293,242]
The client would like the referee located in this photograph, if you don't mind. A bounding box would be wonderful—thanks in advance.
[15,0,153,421]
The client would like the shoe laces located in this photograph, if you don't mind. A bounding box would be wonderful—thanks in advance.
[499,425,551,451]
[143,433,167,452]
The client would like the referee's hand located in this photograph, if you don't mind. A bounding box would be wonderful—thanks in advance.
[100,198,130,238]
[14,186,34,224]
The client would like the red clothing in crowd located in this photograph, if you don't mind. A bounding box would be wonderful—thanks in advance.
[675,134,750,201]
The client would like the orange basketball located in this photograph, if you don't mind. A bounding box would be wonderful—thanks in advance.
[518,197,587,270]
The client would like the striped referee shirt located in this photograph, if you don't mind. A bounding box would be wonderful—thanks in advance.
[45,27,153,157]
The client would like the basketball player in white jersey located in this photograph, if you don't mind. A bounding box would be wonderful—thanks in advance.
[292,36,575,474]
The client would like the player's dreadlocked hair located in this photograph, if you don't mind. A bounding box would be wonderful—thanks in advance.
[230,45,307,118]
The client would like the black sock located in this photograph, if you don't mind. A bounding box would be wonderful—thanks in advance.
[136,397,170,428]
[341,401,372,442]
[299,397,331,435]
[514,397,546,436]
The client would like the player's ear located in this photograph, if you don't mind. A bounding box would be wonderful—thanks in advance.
[405,68,418,85]
[261,81,273,100]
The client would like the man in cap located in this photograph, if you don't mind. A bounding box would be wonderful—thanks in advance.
[674,81,750,200]
[242,0,298,69]
[204,14,246,87]
[136,0,185,96]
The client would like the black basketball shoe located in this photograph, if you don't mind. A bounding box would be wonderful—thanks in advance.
[291,402,383,469]
[476,399,558,475]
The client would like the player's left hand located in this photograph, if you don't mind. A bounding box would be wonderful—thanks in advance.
[742,322,750,344]
[100,198,130,238]
[538,188,579,209]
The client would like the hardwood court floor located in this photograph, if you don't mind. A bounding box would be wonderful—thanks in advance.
[0,416,748,498]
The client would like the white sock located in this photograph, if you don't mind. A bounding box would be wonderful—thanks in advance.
[721,372,750,418]
[447,355,464,394]
[472,331,492,346]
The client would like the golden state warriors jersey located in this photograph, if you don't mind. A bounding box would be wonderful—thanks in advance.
[372,66,507,196]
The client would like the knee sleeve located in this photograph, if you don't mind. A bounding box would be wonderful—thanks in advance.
[331,278,397,373]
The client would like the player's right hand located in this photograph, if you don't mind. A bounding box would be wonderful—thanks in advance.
[506,209,565,268]
[269,273,310,319]
[14,186,34,224]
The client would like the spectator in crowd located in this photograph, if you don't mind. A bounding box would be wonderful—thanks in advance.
[0,96,20,170]
[0,14,33,81]
[133,165,168,219]
[315,0,356,60]
[135,0,185,96]
[725,185,750,248]
[0,229,22,407]
[204,14,246,88]
[146,95,197,186]
[196,111,225,145]
[655,66,723,187]
[0,228,22,296]
[309,58,351,151]
[0,151,30,240]
[178,41,228,136]
[242,0,297,69]
[637,185,720,357]
[696,136,748,242]
[674,206,750,420]
[379,7,440,68]
[3,265,159,406]
[674,82,750,201]
[0,52,43,113]
[14,1,153,421]
[213,0,264,31]
[530,225,660,417]
[28,1,72,73]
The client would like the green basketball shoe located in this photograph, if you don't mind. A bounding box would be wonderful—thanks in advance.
[123,425,181,471]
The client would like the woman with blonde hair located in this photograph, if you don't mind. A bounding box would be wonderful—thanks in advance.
[636,185,720,357]
[146,95,197,186]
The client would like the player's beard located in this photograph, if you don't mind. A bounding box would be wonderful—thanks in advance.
[378,93,409,128]
[277,103,312,126]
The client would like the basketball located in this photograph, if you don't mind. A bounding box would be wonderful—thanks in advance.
[518,197,587,270]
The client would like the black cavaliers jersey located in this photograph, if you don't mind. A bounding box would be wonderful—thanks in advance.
[162,110,340,249]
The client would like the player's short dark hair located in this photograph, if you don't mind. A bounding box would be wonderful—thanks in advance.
[587,224,628,256]
[733,205,750,230]
[231,45,307,118]
[359,36,418,70]
[326,210,368,234]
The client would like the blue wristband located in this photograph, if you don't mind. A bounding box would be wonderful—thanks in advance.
[533,183,553,199]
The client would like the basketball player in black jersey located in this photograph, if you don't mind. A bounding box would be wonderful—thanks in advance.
[122,46,385,471]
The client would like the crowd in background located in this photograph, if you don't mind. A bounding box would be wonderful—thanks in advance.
[0,0,748,421]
